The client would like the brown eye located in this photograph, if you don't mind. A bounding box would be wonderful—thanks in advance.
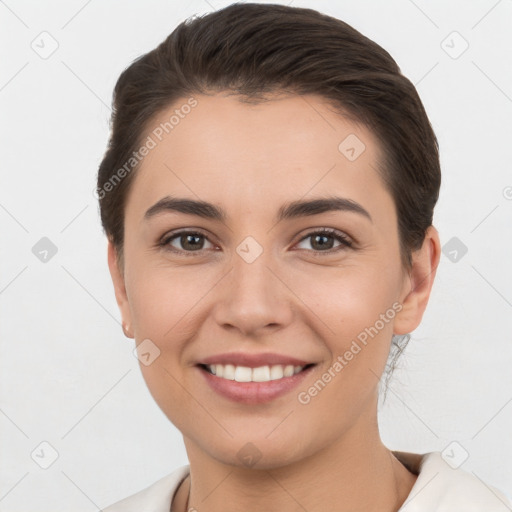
[295,228,353,253]
[160,230,215,255]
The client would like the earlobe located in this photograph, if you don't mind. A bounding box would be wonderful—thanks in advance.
[107,240,134,339]
[393,226,441,336]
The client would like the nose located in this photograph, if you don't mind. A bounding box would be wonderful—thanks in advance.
[212,243,294,337]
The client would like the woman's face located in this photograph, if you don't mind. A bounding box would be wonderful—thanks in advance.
[109,92,438,468]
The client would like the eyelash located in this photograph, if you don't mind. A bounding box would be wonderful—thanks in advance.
[158,228,353,257]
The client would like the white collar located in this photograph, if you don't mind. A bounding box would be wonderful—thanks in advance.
[103,451,511,511]
[394,450,511,511]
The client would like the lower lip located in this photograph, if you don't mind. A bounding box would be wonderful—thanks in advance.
[197,364,316,405]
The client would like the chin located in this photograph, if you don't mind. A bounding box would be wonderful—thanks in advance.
[213,437,311,471]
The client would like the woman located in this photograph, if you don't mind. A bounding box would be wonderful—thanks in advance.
[97,3,511,511]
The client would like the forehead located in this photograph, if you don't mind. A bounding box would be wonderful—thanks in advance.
[126,92,395,224]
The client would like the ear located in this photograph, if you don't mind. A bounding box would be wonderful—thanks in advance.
[107,240,134,339]
[393,225,441,335]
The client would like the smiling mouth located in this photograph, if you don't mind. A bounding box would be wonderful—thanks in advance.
[198,363,316,383]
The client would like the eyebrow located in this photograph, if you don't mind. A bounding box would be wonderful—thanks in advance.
[144,195,372,224]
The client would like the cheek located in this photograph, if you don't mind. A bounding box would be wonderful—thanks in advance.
[126,264,211,338]
[296,262,399,339]
[296,271,398,413]
[342,275,397,336]
[293,264,400,400]
[125,268,203,426]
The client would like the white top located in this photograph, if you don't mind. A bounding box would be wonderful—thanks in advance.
[102,451,512,511]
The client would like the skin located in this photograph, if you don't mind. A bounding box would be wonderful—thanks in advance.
[108,92,441,512]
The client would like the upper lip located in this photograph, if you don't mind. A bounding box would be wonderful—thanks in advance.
[198,352,315,368]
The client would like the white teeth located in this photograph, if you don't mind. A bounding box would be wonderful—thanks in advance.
[205,364,305,382]
[234,366,252,382]
[252,366,270,382]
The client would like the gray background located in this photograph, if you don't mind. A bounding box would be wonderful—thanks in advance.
[1,0,511,510]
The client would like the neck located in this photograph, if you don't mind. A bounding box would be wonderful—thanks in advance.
[173,399,417,512]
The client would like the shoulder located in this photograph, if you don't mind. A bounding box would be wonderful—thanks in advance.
[100,454,511,511]
[396,451,512,511]
[102,465,190,512]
